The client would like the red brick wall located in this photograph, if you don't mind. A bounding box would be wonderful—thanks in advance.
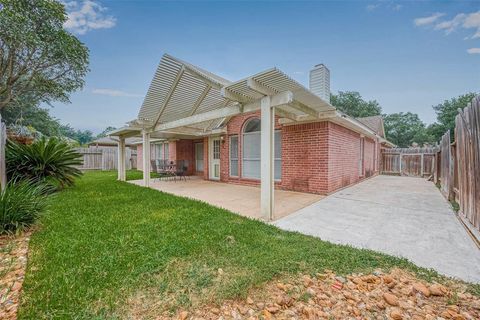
[135,114,381,195]
[169,142,177,163]
[326,122,362,193]
[214,113,381,195]
[203,137,209,180]
[137,144,143,171]
[282,121,329,193]
[364,138,375,178]
[175,140,195,175]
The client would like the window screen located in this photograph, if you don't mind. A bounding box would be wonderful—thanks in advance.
[242,118,281,180]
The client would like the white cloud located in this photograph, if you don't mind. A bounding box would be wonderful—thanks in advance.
[434,13,466,34]
[415,10,480,39]
[92,89,143,98]
[366,4,379,12]
[414,13,445,26]
[63,1,116,35]
[467,48,480,54]
[463,11,480,38]
[392,4,402,11]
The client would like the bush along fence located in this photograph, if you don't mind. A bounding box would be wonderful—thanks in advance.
[434,95,479,236]
[75,147,137,171]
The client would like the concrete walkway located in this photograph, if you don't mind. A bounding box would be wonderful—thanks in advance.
[129,177,323,220]
[275,175,480,283]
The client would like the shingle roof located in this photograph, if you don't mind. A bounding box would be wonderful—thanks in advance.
[356,115,385,138]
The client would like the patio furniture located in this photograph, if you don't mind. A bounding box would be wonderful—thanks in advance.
[151,159,175,181]
[174,160,189,182]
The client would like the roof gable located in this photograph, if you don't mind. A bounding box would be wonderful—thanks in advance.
[356,115,385,138]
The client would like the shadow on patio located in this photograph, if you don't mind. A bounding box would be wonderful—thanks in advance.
[129,177,323,220]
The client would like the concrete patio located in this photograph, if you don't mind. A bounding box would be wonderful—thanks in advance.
[129,177,323,220]
[275,175,480,283]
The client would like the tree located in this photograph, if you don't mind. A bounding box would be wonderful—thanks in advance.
[330,91,382,118]
[430,92,477,141]
[0,97,65,136]
[0,0,89,109]
[96,126,117,138]
[58,124,94,145]
[384,112,434,147]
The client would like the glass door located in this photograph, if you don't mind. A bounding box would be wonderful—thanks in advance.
[195,143,204,172]
[209,137,221,180]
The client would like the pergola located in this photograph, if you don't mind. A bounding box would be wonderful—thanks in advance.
[110,54,384,220]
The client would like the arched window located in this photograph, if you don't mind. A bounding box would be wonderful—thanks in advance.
[242,118,282,180]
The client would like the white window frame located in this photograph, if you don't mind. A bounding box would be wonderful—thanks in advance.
[156,142,169,161]
[241,118,281,181]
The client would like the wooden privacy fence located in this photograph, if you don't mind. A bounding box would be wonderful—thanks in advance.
[454,96,480,233]
[433,95,480,235]
[381,147,438,177]
[75,147,137,171]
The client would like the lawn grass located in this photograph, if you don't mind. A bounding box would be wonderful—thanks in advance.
[19,171,455,318]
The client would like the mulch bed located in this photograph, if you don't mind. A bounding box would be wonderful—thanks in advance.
[0,232,30,320]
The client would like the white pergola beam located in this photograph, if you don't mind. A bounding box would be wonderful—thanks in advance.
[260,96,275,221]
[270,91,294,107]
[155,104,242,131]
[189,85,211,116]
[117,137,126,181]
[220,87,250,103]
[153,66,185,127]
[142,131,151,187]
[246,78,277,96]
[275,108,298,121]
[289,100,319,118]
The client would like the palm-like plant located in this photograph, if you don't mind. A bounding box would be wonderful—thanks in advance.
[0,181,49,234]
[6,137,83,189]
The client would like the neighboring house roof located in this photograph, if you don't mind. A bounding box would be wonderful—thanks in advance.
[356,115,385,138]
[88,136,140,147]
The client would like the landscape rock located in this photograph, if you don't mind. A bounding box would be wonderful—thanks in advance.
[430,284,448,296]
[383,292,400,306]
[0,232,31,320]
[413,282,431,297]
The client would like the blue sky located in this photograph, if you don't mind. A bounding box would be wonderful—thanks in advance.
[53,0,480,133]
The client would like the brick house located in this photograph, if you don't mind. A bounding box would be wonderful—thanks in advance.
[111,54,393,219]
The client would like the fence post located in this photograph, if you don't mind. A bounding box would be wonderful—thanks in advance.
[420,153,424,177]
[399,153,402,175]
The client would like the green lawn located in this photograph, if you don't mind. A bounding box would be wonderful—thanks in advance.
[19,171,449,318]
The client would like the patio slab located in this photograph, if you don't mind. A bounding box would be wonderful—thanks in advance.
[275,175,480,283]
[129,177,323,220]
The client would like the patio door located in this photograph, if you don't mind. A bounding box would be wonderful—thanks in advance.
[195,142,204,172]
[209,137,221,180]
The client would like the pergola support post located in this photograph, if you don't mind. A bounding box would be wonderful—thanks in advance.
[260,96,275,221]
[117,137,126,181]
[142,130,151,187]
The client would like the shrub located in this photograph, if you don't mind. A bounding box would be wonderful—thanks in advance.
[6,137,83,190]
[0,181,49,235]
